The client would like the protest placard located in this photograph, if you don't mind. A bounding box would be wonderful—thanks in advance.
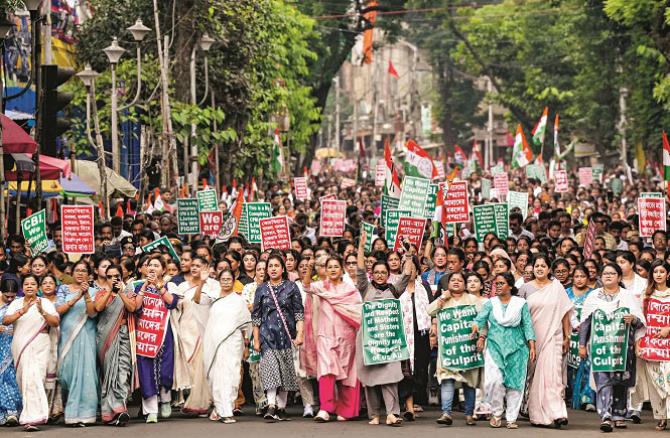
[491,164,504,175]
[590,307,629,372]
[593,164,604,183]
[493,173,509,201]
[568,305,585,369]
[310,160,321,176]
[361,299,410,366]
[294,177,308,201]
[507,190,529,219]
[393,217,427,252]
[444,181,469,223]
[362,222,376,253]
[61,205,94,254]
[555,170,569,193]
[142,235,180,263]
[481,178,491,199]
[319,193,337,203]
[472,203,509,242]
[380,195,400,228]
[238,204,249,237]
[578,167,593,187]
[320,199,347,237]
[196,188,218,212]
[526,163,547,183]
[437,305,484,370]
[423,183,439,219]
[385,209,411,245]
[638,298,670,362]
[135,289,169,358]
[341,177,356,189]
[638,196,666,237]
[375,161,385,187]
[176,198,200,234]
[21,209,49,255]
[242,202,273,244]
[398,176,431,217]
[260,216,291,251]
[199,211,224,236]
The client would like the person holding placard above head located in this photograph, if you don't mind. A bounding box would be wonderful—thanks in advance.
[428,271,484,427]
[355,232,410,427]
[634,259,670,431]
[302,255,362,423]
[471,272,535,429]
[578,263,645,433]
[132,255,180,424]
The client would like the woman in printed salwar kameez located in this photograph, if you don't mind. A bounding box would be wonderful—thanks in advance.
[0,279,21,427]
[303,256,362,423]
[94,264,136,426]
[578,263,645,433]
[4,275,59,432]
[472,272,536,429]
[55,261,99,427]
[198,269,251,424]
[132,254,180,424]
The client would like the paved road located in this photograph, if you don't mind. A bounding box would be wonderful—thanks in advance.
[14,407,664,437]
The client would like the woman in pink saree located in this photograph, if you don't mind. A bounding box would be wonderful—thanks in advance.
[518,254,573,427]
[303,256,362,422]
[3,275,60,432]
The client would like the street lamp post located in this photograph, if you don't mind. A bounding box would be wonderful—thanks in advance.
[120,19,150,110]
[103,37,125,175]
[189,33,214,194]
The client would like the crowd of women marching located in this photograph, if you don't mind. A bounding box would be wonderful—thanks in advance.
[0,166,669,434]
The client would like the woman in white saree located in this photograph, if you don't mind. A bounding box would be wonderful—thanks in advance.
[198,269,251,424]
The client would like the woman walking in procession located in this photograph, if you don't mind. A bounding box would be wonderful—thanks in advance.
[3,275,59,431]
[94,264,136,426]
[579,263,645,432]
[355,233,410,427]
[55,262,99,427]
[0,279,21,426]
[472,272,536,429]
[40,274,63,421]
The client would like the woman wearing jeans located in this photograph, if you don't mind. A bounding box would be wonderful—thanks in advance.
[428,271,484,426]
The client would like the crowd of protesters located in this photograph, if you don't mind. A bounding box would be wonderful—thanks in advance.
[0,162,669,434]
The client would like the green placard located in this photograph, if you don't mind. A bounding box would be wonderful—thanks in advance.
[590,307,629,372]
[568,305,583,369]
[507,191,529,219]
[491,164,504,176]
[398,176,431,218]
[238,204,249,238]
[248,333,261,363]
[176,198,201,234]
[481,178,491,199]
[142,235,181,263]
[362,222,376,254]
[423,183,439,219]
[611,178,624,196]
[380,195,400,228]
[473,203,509,242]
[21,209,48,255]
[640,192,664,198]
[385,209,411,245]
[525,163,547,183]
[437,305,484,370]
[361,298,410,366]
[196,188,218,212]
[242,202,272,244]
[592,164,604,183]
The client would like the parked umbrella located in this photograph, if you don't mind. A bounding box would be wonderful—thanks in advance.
[0,115,37,154]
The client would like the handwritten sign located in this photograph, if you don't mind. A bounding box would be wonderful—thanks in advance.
[177,198,200,234]
[393,217,427,252]
[638,195,666,237]
[199,211,223,236]
[320,199,347,237]
[260,216,291,251]
[61,205,94,254]
[444,181,469,223]
[136,290,170,358]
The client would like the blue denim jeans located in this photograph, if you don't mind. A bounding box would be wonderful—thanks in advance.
[440,379,475,416]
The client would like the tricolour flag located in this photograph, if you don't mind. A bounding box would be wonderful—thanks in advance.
[553,113,560,157]
[532,107,548,148]
[384,138,402,198]
[403,139,436,179]
[663,131,670,181]
[511,124,533,169]
[221,189,245,240]
[272,128,284,176]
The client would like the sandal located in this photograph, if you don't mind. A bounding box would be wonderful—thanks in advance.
[657,420,667,431]
[466,416,476,426]
[506,422,519,429]
[614,420,627,429]
[386,414,403,427]
[489,416,502,428]
[403,411,415,422]
[368,416,380,425]
[600,420,613,433]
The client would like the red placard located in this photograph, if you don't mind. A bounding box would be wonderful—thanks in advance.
[393,217,427,252]
[260,216,291,251]
[638,298,670,361]
[444,181,469,223]
[199,211,223,236]
[555,170,569,193]
[320,199,347,237]
[375,161,385,187]
[638,197,666,237]
[493,173,509,200]
[136,290,170,358]
[341,177,356,189]
[61,205,94,254]
[294,177,308,201]
[319,193,336,203]
[578,167,593,187]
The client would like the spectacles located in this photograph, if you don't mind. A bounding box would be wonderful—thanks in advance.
[494,282,506,287]
[553,269,569,275]
[346,261,357,265]
[73,269,89,274]
[602,271,617,276]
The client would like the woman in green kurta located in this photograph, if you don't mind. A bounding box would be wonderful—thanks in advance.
[472,272,536,429]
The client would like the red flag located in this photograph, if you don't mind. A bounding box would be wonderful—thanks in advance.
[26,208,32,217]
[388,60,399,79]
[115,203,124,218]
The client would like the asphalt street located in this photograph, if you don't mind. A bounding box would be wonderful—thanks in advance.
[9,407,664,438]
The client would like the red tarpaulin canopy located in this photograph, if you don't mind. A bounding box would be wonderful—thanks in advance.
[0,115,37,154]
[5,153,71,181]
